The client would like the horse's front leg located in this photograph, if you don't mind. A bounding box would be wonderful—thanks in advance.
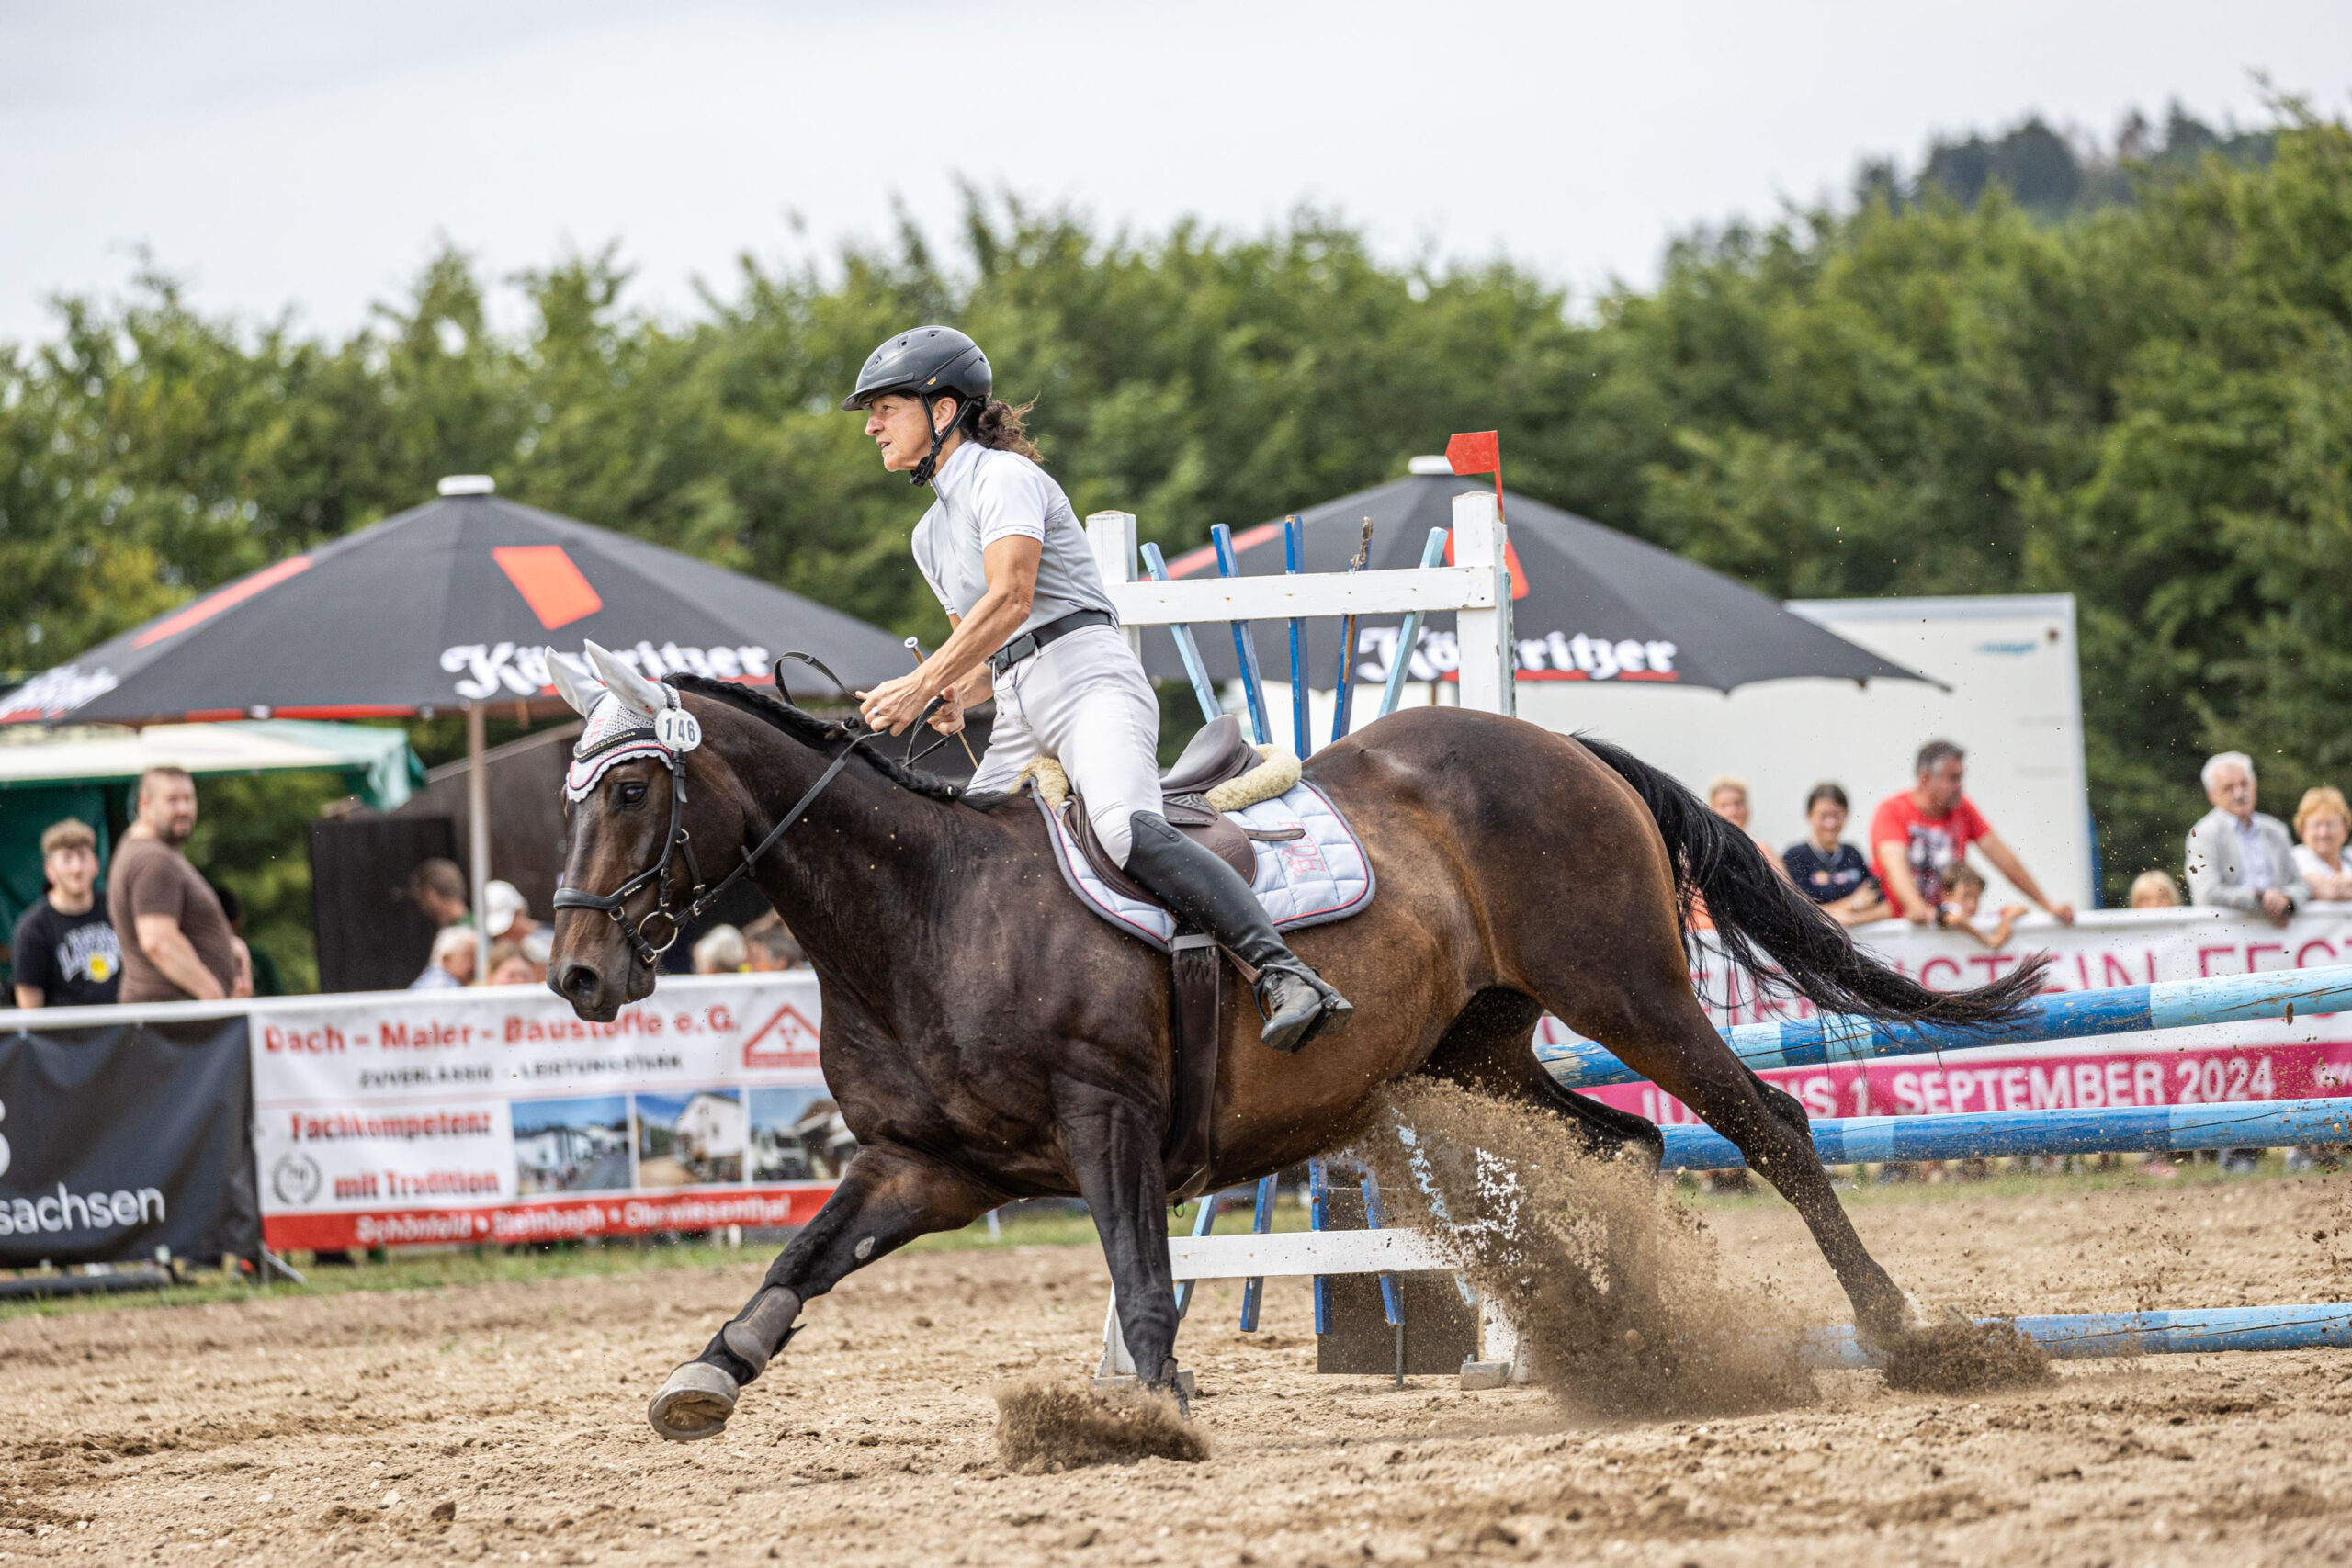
[648,1144,996,1441]
[1065,1094,1186,1410]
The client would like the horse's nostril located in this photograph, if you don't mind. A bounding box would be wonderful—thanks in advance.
[559,963,599,998]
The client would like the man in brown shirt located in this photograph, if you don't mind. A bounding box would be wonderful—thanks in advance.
[110,766,247,1003]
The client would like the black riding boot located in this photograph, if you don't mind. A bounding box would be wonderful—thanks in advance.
[1124,810,1353,1054]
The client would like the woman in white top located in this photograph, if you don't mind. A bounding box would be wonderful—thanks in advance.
[2291,786,2352,901]
[847,327,1351,1054]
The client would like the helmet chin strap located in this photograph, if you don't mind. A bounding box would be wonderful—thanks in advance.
[910,395,959,487]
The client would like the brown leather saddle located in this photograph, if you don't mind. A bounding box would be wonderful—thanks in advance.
[1049,714,1306,1201]
[1058,713,1300,899]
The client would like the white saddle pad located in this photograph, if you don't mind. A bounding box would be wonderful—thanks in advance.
[1032,781,1375,952]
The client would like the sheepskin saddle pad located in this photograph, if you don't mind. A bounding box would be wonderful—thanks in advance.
[1018,714,1375,952]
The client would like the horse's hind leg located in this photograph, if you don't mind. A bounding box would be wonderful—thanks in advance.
[1540,966,1914,1345]
[649,1144,996,1441]
[1416,987,1665,1171]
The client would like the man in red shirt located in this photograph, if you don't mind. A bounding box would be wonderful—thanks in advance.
[1870,739,2076,927]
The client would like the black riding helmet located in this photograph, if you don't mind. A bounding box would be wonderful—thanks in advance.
[842,326,993,486]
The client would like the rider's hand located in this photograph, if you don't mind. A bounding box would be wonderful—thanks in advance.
[856,673,932,736]
[930,684,967,736]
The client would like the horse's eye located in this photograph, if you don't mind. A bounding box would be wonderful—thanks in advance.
[618,781,647,807]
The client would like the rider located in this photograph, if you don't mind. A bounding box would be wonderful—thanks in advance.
[848,325,1351,1054]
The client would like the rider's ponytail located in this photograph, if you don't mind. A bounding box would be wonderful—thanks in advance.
[968,397,1040,459]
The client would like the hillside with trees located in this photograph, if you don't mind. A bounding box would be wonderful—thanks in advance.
[5,103,2346,981]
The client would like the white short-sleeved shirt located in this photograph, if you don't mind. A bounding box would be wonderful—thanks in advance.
[911,440,1117,639]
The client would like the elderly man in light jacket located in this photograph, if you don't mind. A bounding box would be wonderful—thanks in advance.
[2186,751,2309,927]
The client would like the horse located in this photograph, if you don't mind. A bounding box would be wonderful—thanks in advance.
[542,646,2043,1440]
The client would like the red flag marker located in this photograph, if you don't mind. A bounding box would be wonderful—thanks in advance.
[1443,430,1526,598]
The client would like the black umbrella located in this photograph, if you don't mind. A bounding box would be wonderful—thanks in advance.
[1141,472,1929,695]
[0,478,917,976]
[0,479,911,726]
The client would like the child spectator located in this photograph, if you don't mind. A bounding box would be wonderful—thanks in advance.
[2129,869,2184,908]
[1942,864,2027,949]
[2290,786,2352,901]
[411,924,476,989]
[1782,784,1892,927]
[482,941,537,987]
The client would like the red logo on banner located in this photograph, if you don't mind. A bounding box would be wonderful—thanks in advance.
[742,1003,822,1069]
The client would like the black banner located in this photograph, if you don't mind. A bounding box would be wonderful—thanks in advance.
[0,1017,260,1266]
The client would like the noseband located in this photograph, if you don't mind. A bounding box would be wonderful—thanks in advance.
[552,699,879,968]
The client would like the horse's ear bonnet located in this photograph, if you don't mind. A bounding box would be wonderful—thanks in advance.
[563,641,702,801]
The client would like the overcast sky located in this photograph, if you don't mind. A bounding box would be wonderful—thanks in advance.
[3,1,2346,345]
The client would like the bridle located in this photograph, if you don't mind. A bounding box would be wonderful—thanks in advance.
[551,681,881,969]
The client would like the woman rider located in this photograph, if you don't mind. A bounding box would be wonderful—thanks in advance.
[848,326,1351,1054]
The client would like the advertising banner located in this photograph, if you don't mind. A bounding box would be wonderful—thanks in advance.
[0,1018,260,1266]
[1565,906,2352,1128]
[249,973,842,1251]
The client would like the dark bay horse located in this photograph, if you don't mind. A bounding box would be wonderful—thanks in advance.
[545,667,2042,1440]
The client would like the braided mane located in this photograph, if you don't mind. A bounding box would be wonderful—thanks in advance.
[670,673,1005,808]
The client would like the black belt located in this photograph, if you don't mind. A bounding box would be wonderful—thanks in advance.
[986,608,1116,677]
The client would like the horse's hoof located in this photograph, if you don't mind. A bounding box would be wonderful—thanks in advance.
[648,1361,738,1442]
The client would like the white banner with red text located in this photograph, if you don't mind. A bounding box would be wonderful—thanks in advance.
[249,973,842,1251]
[1558,905,2352,1130]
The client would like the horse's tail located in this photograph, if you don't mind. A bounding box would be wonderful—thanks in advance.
[1577,735,2047,1027]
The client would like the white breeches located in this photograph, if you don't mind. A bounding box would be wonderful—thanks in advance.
[967,622,1163,864]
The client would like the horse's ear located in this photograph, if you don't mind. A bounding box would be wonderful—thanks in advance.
[583,640,666,718]
[548,651,605,718]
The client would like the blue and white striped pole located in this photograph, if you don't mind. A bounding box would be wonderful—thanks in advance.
[1140,542,1223,725]
[1803,1303,2352,1368]
[1212,523,1272,745]
[1659,1097,2352,1171]
[1283,514,1310,757]
[1375,528,1452,720]
[1539,969,2352,1090]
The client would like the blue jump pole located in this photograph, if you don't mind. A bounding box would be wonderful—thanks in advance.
[1539,968,2352,1091]
[1358,1172,1405,1329]
[1803,1303,2352,1368]
[1141,542,1223,725]
[1659,1097,2352,1172]
[1212,523,1272,745]
[1307,1159,1332,1336]
[1283,514,1310,757]
[1375,528,1452,720]
[1237,1175,1278,1332]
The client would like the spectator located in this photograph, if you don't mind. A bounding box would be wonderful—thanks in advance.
[482,941,537,987]
[482,879,538,944]
[411,924,477,989]
[1782,784,1892,927]
[693,924,748,975]
[1941,864,2027,950]
[520,927,553,977]
[743,914,806,972]
[2129,870,2184,909]
[1705,774,1779,863]
[110,767,246,1003]
[10,818,122,1009]
[409,857,470,929]
[2185,751,2308,927]
[2290,786,2352,902]
[1870,739,2075,928]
